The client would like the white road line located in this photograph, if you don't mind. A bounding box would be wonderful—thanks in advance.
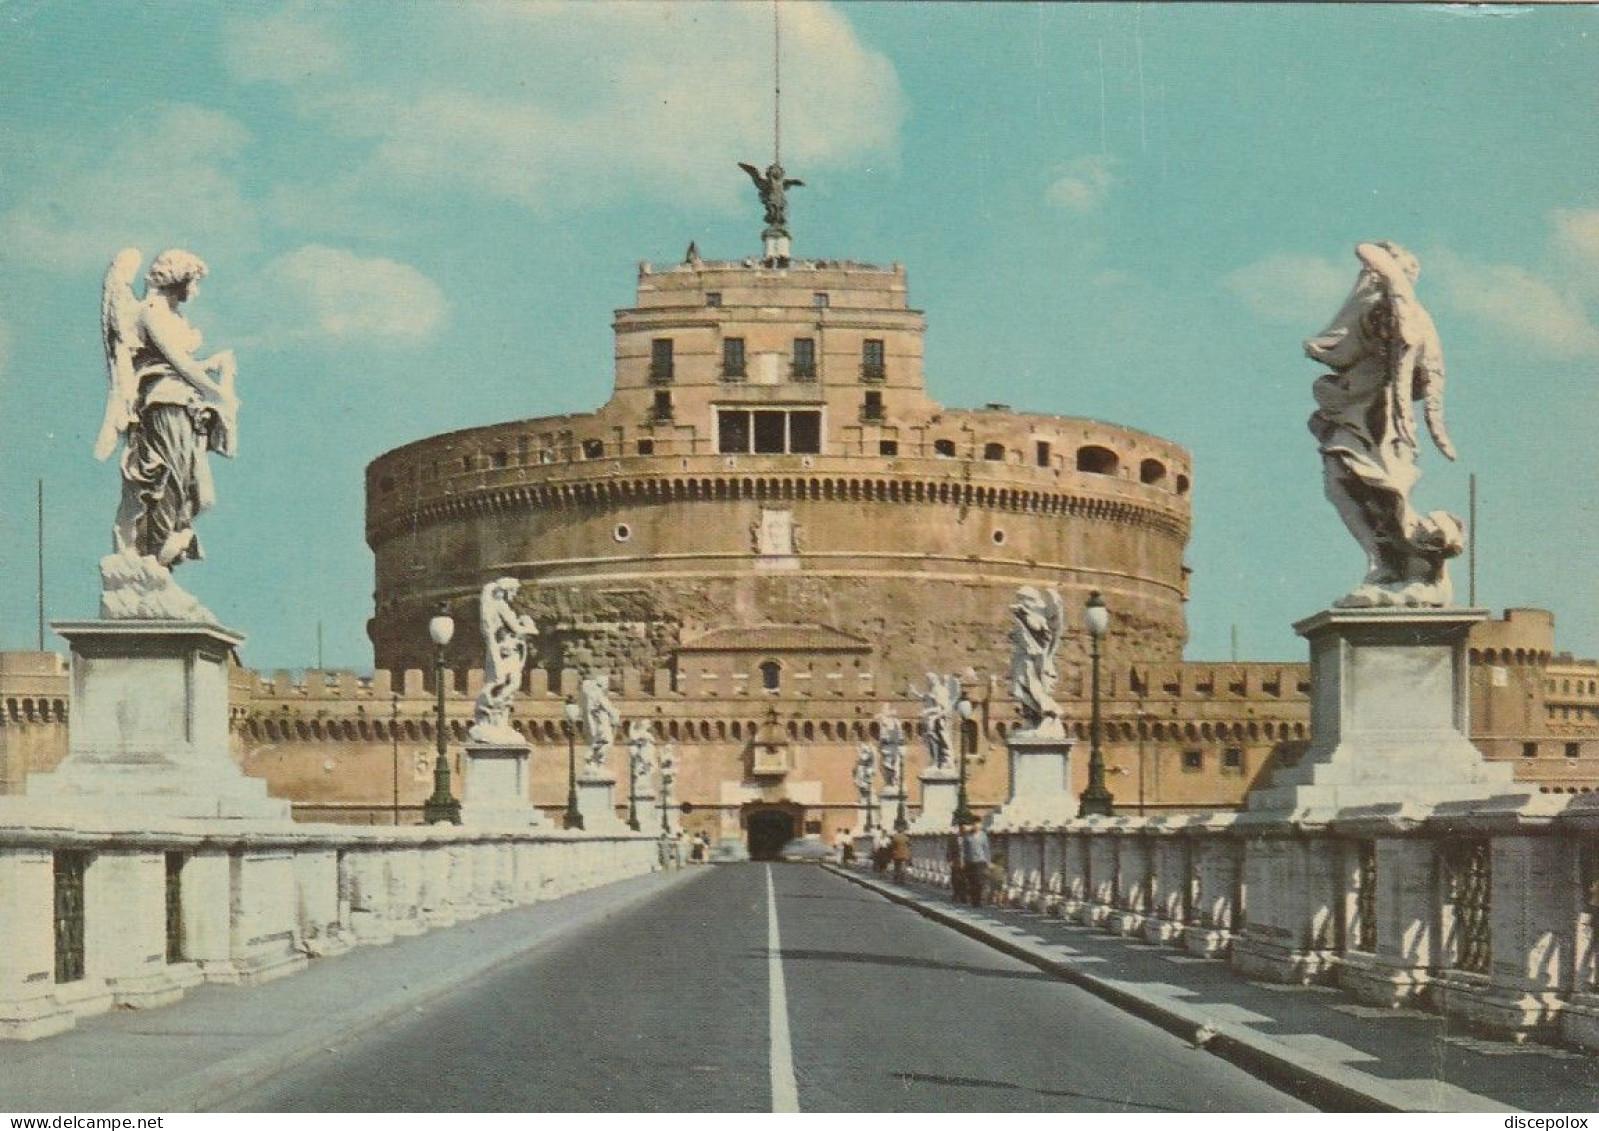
[765,864,801,1113]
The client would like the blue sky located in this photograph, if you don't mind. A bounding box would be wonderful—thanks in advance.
[1,2,1594,673]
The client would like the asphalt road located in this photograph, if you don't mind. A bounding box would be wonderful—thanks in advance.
[222,864,1314,1113]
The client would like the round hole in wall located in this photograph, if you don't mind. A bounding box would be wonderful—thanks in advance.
[992,529,1007,545]
[613,523,632,542]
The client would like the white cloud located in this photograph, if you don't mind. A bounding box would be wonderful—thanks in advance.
[1046,155,1116,214]
[0,105,258,273]
[1429,247,1599,358]
[255,245,448,343]
[1552,208,1599,269]
[227,1,903,213]
[1222,254,1351,327]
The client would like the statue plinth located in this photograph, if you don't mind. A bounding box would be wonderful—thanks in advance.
[461,740,545,828]
[575,774,627,832]
[28,620,287,819]
[1246,607,1524,816]
[910,768,959,832]
[989,730,1077,829]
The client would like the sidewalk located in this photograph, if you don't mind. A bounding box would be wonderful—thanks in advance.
[830,866,1599,1114]
[0,868,705,1113]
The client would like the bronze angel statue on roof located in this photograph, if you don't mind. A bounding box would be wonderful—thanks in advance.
[1304,241,1463,608]
[97,248,238,570]
[738,161,804,231]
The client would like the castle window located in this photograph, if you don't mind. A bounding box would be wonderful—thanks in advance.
[792,337,816,380]
[1140,458,1168,486]
[705,292,722,308]
[1523,742,1539,758]
[722,337,747,381]
[636,439,655,456]
[1223,747,1244,771]
[461,455,474,472]
[1567,742,1581,759]
[1182,750,1204,772]
[879,440,899,457]
[717,409,821,455]
[581,438,604,459]
[933,438,956,458]
[1076,445,1119,475]
[613,523,632,542]
[652,390,674,423]
[983,442,1005,461]
[813,292,829,308]
[760,661,781,692]
[992,529,1006,545]
[1176,474,1191,495]
[861,391,884,423]
[1035,441,1051,468]
[491,450,509,468]
[861,339,885,382]
[650,338,674,384]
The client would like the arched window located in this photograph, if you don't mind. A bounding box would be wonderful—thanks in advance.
[983,442,1006,461]
[1139,458,1167,485]
[759,661,781,692]
[1076,445,1119,475]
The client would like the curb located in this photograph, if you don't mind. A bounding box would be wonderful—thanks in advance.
[825,866,1509,1114]
[125,867,708,1112]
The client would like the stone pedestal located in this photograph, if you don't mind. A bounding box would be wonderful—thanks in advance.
[576,775,626,832]
[29,621,287,819]
[910,770,958,832]
[631,789,660,834]
[1248,608,1521,815]
[989,731,1076,828]
[461,742,545,828]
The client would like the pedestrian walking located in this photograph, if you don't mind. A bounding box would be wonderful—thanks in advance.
[889,828,912,885]
[962,820,992,907]
[946,826,968,903]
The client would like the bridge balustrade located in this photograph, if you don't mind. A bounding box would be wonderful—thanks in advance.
[0,824,656,1041]
[885,796,1599,1053]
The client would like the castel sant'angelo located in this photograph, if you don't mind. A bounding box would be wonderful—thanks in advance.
[2,171,1596,852]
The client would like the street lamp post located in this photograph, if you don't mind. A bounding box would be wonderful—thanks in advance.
[390,692,400,825]
[1136,698,1148,817]
[422,604,462,825]
[1079,590,1115,817]
[954,694,976,825]
[626,727,641,832]
[563,696,584,831]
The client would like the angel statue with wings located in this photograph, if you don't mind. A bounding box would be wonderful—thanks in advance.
[911,673,962,773]
[468,578,538,745]
[98,248,238,574]
[1304,242,1463,608]
[1009,586,1065,734]
[738,160,804,232]
[580,673,621,774]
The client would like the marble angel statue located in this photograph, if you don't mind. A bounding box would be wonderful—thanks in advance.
[876,704,905,789]
[1008,586,1065,733]
[628,719,658,784]
[98,248,238,570]
[468,578,538,745]
[579,673,621,773]
[911,673,962,773]
[853,743,875,798]
[1305,241,1463,608]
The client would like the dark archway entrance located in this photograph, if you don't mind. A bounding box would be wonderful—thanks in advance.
[746,806,798,860]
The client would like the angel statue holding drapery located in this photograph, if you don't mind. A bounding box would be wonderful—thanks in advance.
[1305,242,1463,608]
[468,578,538,745]
[1009,586,1065,735]
[853,743,875,797]
[911,673,962,773]
[579,673,620,774]
[876,704,905,789]
[628,720,657,784]
[96,248,238,620]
